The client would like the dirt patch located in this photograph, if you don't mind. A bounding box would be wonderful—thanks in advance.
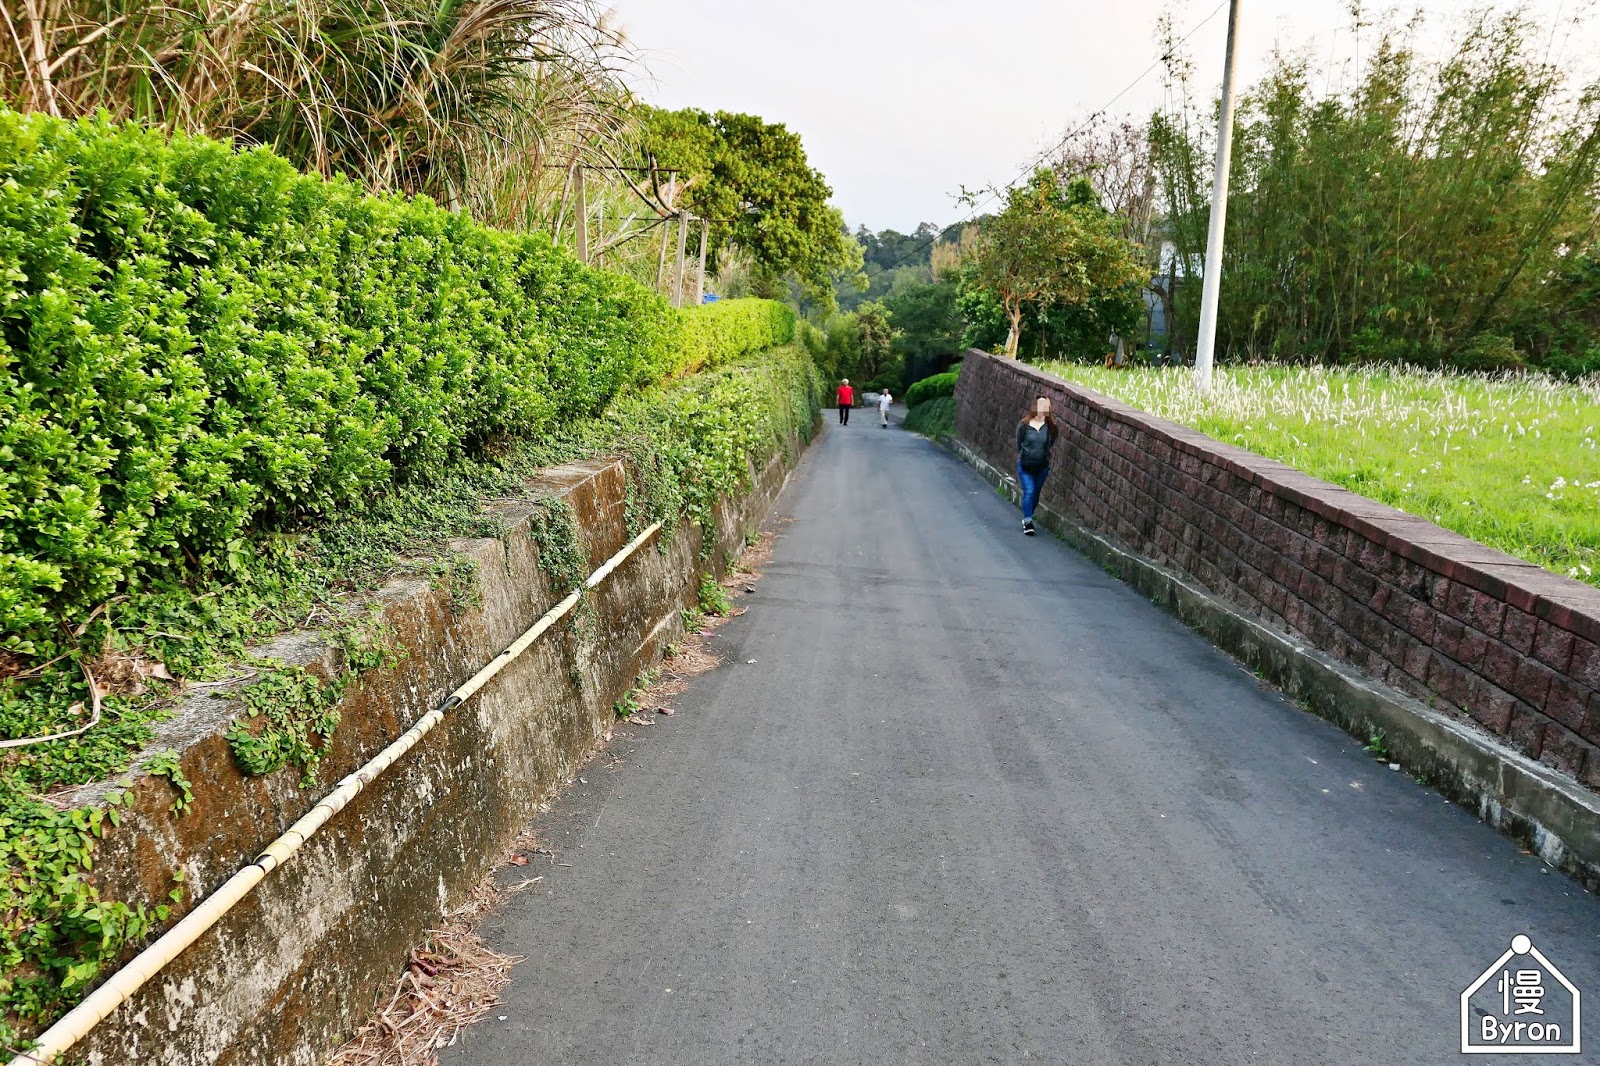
[729,529,778,579]
[325,835,545,1066]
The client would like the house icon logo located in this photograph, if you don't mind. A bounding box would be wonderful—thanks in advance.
[1461,935,1581,1054]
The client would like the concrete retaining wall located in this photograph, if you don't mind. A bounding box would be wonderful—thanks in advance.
[56,432,808,1066]
[953,351,1600,793]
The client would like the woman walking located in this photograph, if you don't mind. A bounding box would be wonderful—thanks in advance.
[1015,396,1057,535]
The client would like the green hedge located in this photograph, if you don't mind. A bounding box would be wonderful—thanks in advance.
[901,395,955,437]
[0,344,822,1049]
[905,370,959,408]
[0,106,790,663]
[669,299,795,376]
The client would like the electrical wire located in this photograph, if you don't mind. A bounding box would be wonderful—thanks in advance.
[875,0,1230,271]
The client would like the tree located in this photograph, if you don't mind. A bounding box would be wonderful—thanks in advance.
[884,279,962,382]
[1148,8,1600,370]
[853,301,899,386]
[638,106,859,295]
[965,170,1144,357]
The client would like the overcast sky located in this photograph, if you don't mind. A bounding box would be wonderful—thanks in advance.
[610,0,1595,232]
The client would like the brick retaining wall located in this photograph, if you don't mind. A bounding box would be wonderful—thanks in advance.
[954,350,1600,792]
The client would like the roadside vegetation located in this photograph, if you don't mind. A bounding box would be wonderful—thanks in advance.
[902,397,957,438]
[0,338,819,1049]
[899,369,960,438]
[0,1,844,1053]
[1147,9,1600,374]
[825,4,1600,396]
[1047,363,1600,587]
[0,101,820,1048]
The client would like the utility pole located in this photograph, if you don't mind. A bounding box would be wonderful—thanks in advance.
[574,166,589,265]
[656,175,676,294]
[693,218,709,306]
[673,209,689,307]
[1193,0,1241,394]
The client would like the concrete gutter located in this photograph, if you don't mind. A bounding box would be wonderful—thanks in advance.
[945,435,1600,893]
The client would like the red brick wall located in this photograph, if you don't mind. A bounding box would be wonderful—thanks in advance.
[954,350,1600,791]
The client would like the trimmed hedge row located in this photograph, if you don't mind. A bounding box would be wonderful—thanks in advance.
[905,370,959,408]
[0,107,791,660]
[0,343,822,1049]
[901,395,956,437]
[670,298,796,376]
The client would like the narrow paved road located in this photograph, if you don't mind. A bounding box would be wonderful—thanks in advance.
[443,417,1599,1066]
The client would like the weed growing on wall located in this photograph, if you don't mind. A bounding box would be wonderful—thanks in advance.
[697,574,734,618]
[527,498,589,598]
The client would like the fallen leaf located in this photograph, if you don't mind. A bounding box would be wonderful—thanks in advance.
[508,854,529,867]
[658,707,676,717]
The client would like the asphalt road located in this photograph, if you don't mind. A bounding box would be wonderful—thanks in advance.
[443,416,1600,1066]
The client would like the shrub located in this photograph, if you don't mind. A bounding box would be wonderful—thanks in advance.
[0,105,788,665]
[906,370,960,408]
[667,299,796,377]
[0,342,823,1048]
[901,395,955,437]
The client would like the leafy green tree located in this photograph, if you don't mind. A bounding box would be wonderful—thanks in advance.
[964,170,1144,357]
[639,106,859,296]
[1150,9,1600,370]
[854,301,899,387]
[884,279,963,381]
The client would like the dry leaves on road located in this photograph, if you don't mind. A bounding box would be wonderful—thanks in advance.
[326,877,525,1066]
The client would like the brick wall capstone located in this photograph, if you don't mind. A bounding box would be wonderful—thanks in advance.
[954,349,1600,792]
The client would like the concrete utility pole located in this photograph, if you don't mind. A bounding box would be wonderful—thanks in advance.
[1193,0,1242,394]
[693,218,709,306]
[656,175,676,293]
[673,209,689,307]
[574,166,589,265]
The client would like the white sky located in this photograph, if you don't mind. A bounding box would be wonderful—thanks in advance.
[610,0,1596,232]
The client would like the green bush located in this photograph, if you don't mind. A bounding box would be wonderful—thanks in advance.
[669,299,795,376]
[901,395,955,437]
[905,370,959,408]
[0,342,822,1049]
[0,105,789,665]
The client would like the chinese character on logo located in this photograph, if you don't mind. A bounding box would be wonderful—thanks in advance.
[1501,969,1546,1017]
[1462,935,1581,1054]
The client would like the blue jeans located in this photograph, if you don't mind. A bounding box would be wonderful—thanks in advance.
[1017,462,1049,520]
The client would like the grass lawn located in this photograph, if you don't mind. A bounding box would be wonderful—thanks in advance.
[1040,362,1600,589]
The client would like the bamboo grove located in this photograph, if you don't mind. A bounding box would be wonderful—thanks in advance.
[1148,10,1600,373]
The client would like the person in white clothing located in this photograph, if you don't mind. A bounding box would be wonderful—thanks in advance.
[878,390,892,428]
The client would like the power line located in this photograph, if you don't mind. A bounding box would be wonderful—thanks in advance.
[876,0,1229,271]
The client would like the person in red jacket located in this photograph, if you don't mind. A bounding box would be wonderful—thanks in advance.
[836,378,854,425]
